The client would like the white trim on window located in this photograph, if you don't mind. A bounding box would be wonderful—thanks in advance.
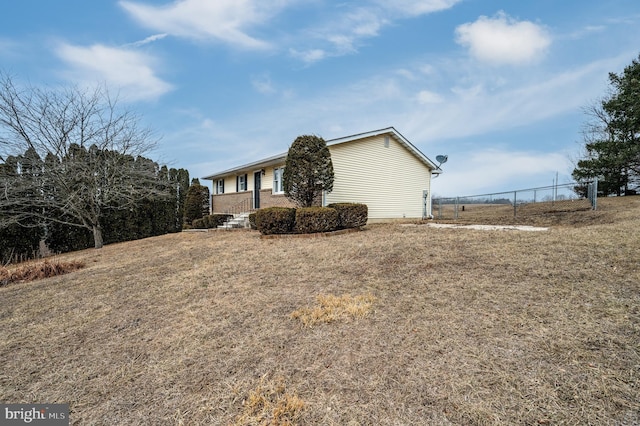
[237,174,247,192]
[273,166,284,194]
[216,179,224,194]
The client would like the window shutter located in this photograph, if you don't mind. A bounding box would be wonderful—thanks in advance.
[244,174,248,191]
[221,179,224,194]
[236,176,239,192]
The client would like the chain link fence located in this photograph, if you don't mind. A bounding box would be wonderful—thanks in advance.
[432,180,598,221]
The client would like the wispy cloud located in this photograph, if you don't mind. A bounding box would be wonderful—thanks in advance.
[288,0,461,64]
[288,7,386,63]
[289,48,327,64]
[376,0,463,17]
[565,25,606,40]
[455,11,551,65]
[55,43,173,101]
[251,73,276,95]
[119,0,287,50]
[125,33,168,47]
[605,14,640,25]
[403,57,623,143]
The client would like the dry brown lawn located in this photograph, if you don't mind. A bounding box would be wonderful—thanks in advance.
[1,196,639,425]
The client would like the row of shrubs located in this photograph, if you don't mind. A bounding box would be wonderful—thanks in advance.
[188,214,233,229]
[250,203,368,235]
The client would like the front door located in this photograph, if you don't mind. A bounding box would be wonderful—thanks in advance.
[254,171,261,209]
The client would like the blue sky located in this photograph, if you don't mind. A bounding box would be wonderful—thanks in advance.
[1,0,639,196]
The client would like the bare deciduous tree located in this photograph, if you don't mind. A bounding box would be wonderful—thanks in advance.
[0,73,170,248]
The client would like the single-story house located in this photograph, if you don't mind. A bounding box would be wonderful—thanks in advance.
[202,127,442,221]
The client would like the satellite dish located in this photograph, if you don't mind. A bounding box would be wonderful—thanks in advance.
[435,155,448,166]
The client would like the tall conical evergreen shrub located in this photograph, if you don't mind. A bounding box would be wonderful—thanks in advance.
[283,135,334,207]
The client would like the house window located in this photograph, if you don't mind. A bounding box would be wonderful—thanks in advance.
[216,179,224,194]
[273,167,284,194]
[236,174,247,192]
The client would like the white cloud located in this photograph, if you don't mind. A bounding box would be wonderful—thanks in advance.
[119,0,286,49]
[56,43,173,101]
[306,7,387,57]
[289,48,327,64]
[287,1,460,64]
[455,11,551,65]
[378,0,462,17]
[125,33,168,47]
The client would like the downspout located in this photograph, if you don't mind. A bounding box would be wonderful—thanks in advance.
[427,171,442,219]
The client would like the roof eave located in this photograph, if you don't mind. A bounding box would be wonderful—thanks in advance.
[202,127,442,180]
[202,152,287,180]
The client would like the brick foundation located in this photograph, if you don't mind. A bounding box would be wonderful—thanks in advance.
[258,190,296,209]
[211,192,253,214]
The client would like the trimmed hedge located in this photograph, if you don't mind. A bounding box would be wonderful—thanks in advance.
[327,203,368,229]
[255,207,296,235]
[204,214,233,228]
[295,207,339,234]
[191,214,233,229]
[192,218,206,229]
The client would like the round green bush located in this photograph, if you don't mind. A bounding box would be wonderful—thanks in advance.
[255,207,296,235]
[327,203,368,228]
[295,207,339,234]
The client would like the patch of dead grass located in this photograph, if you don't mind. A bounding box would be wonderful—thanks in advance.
[290,293,376,326]
[232,376,305,426]
[0,259,85,286]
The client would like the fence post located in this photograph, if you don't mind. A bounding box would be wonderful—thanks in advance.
[455,197,459,220]
[513,191,517,218]
[422,190,428,219]
[589,178,598,210]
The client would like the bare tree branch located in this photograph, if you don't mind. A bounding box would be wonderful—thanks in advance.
[0,73,170,248]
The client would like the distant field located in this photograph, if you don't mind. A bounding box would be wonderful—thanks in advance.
[431,197,595,226]
[1,196,639,425]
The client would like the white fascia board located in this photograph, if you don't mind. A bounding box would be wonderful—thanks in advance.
[202,152,286,181]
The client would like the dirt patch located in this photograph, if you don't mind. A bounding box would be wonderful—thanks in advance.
[423,223,549,231]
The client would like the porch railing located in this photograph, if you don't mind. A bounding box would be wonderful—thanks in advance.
[223,197,255,216]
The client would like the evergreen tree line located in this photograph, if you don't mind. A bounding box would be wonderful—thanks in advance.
[572,54,640,196]
[0,145,190,263]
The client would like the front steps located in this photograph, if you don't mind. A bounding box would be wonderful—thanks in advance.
[217,212,250,229]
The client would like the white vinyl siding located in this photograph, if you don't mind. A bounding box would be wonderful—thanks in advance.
[219,168,281,194]
[325,135,431,220]
[222,176,234,193]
